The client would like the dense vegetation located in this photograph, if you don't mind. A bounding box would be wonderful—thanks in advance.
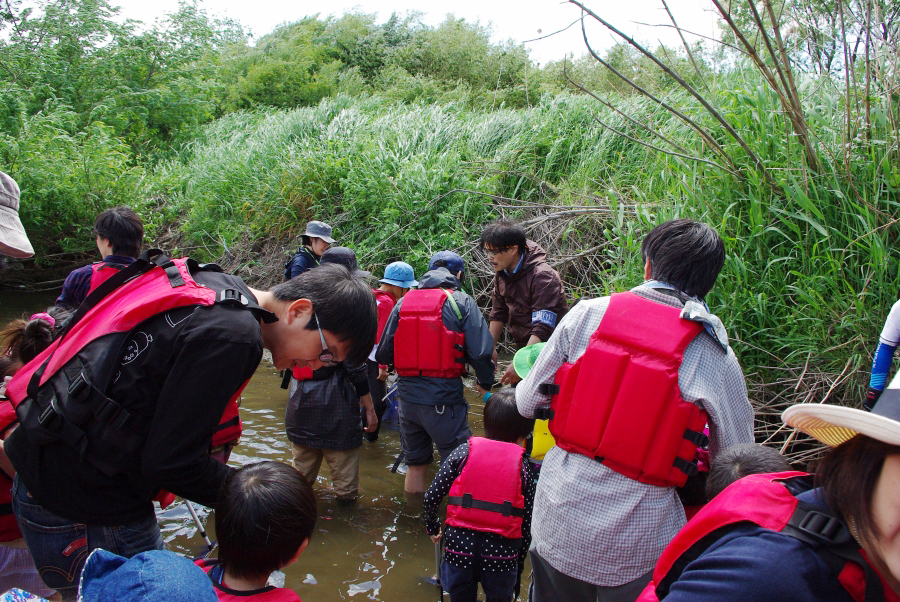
[2,0,899,452]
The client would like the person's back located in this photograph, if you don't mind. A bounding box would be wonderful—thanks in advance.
[516,219,754,601]
[56,206,144,309]
[197,461,314,601]
[423,389,537,602]
[375,252,495,493]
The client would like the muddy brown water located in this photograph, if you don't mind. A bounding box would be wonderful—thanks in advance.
[1,291,530,600]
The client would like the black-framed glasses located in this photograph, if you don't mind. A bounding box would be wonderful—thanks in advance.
[484,247,512,258]
[313,311,337,366]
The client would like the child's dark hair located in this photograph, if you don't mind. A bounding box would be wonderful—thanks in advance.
[706,443,791,500]
[215,461,317,581]
[0,307,70,368]
[93,206,144,258]
[483,388,534,443]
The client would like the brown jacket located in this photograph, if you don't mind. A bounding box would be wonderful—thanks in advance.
[489,241,567,348]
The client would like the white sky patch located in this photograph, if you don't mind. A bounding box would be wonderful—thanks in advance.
[111,0,722,65]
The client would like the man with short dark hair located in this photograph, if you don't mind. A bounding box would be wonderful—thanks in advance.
[479,219,567,384]
[376,251,495,493]
[56,206,144,308]
[516,219,753,602]
[7,262,377,600]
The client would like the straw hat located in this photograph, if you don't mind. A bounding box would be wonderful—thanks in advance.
[783,373,900,447]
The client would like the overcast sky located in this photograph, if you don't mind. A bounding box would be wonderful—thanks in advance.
[110,0,722,65]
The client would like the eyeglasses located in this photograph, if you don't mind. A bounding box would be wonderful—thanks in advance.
[313,311,337,366]
[484,247,512,258]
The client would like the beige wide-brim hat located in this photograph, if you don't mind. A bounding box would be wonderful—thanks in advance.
[0,172,34,258]
[783,372,900,447]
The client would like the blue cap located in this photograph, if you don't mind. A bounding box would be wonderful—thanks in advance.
[379,261,418,288]
[79,549,217,602]
[429,251,464,277]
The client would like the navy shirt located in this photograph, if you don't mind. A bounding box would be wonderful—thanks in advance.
[56,255,136,308]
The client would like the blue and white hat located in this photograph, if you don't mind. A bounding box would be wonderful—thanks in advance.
[379,261,418,288]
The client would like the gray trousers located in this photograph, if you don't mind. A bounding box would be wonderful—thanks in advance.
[529,548,652,602]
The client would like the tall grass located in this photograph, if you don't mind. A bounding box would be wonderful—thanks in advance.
[149,71,899,431]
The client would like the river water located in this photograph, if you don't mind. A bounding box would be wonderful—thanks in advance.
[1,291,527,600]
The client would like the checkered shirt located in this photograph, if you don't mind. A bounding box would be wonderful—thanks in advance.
[516,284,754,587]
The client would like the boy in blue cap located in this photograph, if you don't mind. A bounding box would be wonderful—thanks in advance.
[366,262,418,441]
[376,251,495,493]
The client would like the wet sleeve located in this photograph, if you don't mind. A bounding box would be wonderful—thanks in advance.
[527,269,565,343]
[141,334,261,508]
[374,301,402,367]
[423,443,467,535]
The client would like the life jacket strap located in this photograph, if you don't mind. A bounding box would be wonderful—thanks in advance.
[683,428,709,448]
[447,493,525,518]
[534,407,554,420]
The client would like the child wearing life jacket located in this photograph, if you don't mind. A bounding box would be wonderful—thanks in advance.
[196,461,314,601]
[422,388,537,602]
[0,311,67,600]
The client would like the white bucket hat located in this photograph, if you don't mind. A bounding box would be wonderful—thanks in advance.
[0,171,34,258]
[783,372,900,447]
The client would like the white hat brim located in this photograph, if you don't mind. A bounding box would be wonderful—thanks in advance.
[0,205,34,258]
[782,403,900,447]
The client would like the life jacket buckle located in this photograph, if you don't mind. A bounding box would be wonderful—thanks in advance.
[683,428,709,448]
[461,493,473,509]
[38,401,62,431]
[218,289,249,307]
[67,371,90,402]
[797,511,852,545]
[674,456,699,476]
[94,398,122,425]
[537,383,560,396]
[533,407,554,420]
[501,500,513,517]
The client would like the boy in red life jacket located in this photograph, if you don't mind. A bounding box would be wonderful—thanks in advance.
[56,207,143,309]
[365,261,417,441]
[196,461,314,601]
[423,389,537,602]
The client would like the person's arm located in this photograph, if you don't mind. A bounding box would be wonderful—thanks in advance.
[519,458,537,567]
[516,301,590,418]
[489,320,505,347]
[56,266,91,309]
[526,269,566,343]
[706,349,754,459]
[867,341,896,409]
[456,293,495,390]
[423,442,467,537]
[288,253,313,279]
[374,301,401,367]
[488,276,509,326]
[142,337,261,508]
[345,363,376,433]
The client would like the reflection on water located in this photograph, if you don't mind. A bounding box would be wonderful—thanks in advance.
[1,292,526,601]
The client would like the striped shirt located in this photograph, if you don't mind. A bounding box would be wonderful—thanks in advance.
[516,284,753,586]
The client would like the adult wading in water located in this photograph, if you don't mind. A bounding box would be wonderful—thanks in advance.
[4,263,376,600]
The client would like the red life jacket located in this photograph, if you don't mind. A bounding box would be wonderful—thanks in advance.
[89,261,129,293]
[445,437,525,539]
[196,559,302,602]
[637,472,896,602]
[5,251,273,479]
[537,292,708,488]
[372,289,396,345]
[0,401,19,541]
[394,288,465,379]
